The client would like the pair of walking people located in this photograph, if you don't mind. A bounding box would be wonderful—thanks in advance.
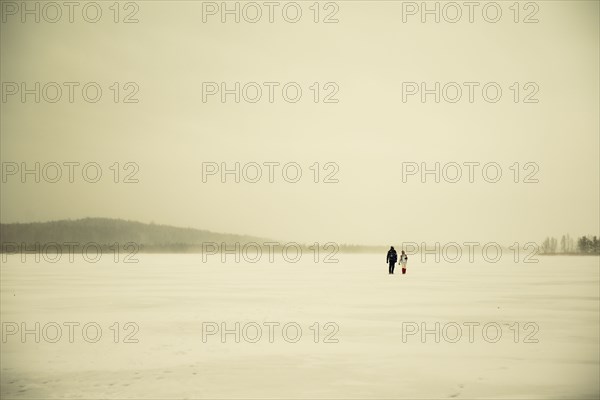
[386,246,408,275]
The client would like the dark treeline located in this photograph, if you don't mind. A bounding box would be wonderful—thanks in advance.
[540,234,600,255]
[0,218,270,252]
[0,218,383,254]
[1,219,598,255]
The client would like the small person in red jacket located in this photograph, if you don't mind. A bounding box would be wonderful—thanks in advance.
[400,250,408,274]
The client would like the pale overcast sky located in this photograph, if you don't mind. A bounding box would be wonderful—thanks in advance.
[1,1,598,245]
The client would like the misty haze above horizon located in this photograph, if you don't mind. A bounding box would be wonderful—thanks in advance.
[1,1,598,246]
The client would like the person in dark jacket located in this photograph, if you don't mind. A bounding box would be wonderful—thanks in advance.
[386,246,398,274]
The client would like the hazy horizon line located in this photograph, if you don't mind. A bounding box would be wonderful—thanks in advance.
[1,216,598,250]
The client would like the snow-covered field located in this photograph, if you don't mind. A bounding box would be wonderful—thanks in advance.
[1,253,598,399]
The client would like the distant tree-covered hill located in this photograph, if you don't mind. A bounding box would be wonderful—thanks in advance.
[0,218,270,251]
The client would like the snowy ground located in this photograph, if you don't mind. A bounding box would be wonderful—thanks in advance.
[1,253,598,399]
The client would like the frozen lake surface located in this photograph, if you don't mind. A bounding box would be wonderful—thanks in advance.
[1,254,599,399]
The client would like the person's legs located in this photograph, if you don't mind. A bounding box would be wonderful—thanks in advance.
[388,262,393,274]
[402,263,406,274]
[391,262,396,274]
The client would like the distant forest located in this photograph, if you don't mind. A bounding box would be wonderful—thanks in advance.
[0,218,598,255]
[539,234,600,255]
[0,218,380,254]
[0,218,270,252]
